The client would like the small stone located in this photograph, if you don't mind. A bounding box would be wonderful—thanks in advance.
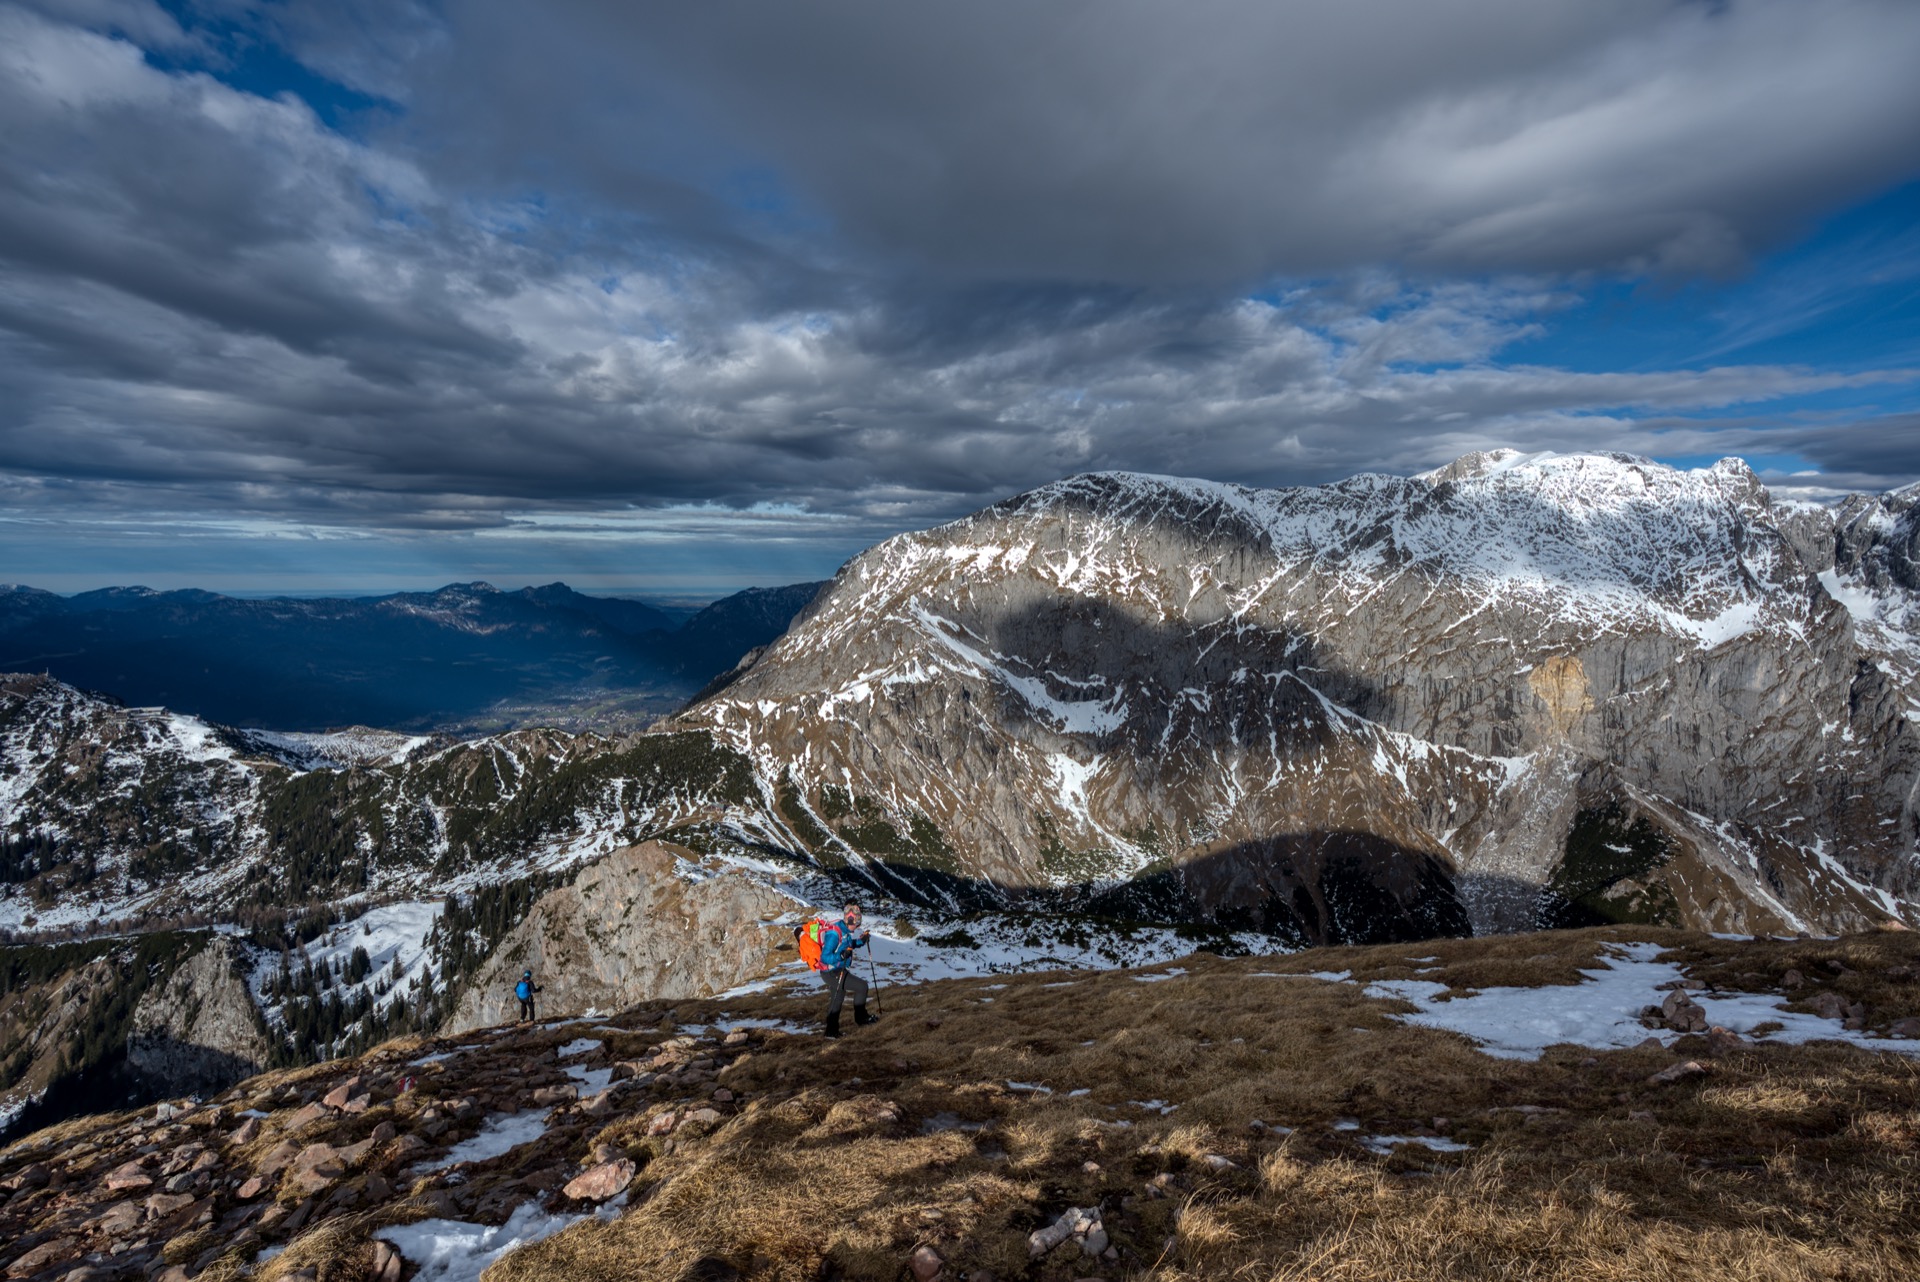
[230,1117,262,1146]
[236,1175,268,1199]
[723,1031,750,1046]
[371,1240,404,1282]
[190,1149,220,1172]
[1810,992,1847,1020]
[580,1090,618,1117]
[712,1088,734,1103]
[684,1107,722,1125]
[341,1094,372,1115]
[286,1143,349,1196]
[1081,1226,1110,1256]
[1081,1160,1101,1173]
[908,1244,943,1282]
[1889,1016,1920,1038]
[532,1085,579,1107]
[1647,1060,1709,1085]
[1705,1026,1745,1057]
[104,1162,153,1193]
[289,1101,332,1128]
[1201,1154,1236,1171]
[164,1173,195,1194]
[1780,968,1804,990]
[144,1191,196,1218]
[647,1112,678,1135]
[7,1240,76,1278]
[563,1159,636,1202]
[91,1201,143,1233]
[371,1120,397,1143]
[322,1077,363,1109]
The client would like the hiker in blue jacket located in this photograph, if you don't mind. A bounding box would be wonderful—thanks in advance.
[820,901,877,1039]
[515,970,541,1022]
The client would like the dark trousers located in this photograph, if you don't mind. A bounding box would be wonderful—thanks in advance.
[519,997,535,1021]
[825,968,868,1015]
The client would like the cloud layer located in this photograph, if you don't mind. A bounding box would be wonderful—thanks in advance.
[1,0,1918,590]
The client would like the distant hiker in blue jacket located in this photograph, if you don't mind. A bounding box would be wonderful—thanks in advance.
[515,970,541,1022]
[820,901,877,1039]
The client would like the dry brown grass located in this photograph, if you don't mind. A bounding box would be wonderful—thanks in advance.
[469,926,1920,1281]
[17,926,1899,1282]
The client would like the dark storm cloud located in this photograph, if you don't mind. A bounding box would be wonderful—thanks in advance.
[0,0,1918,568]
[472,0,1920,282]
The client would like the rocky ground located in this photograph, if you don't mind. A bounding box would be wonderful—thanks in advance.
[2,924,1918,1282]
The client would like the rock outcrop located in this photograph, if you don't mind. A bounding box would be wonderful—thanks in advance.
[127,935,271,1096]
[447,841,797,1032]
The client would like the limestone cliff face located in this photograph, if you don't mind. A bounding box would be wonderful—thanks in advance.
[683,452,1920,938]
[447,841,797,1032]
[127,935,270,1095]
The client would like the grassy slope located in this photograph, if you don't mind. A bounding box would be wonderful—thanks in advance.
[500,925,1920,1282]
[4,925,1917,1282]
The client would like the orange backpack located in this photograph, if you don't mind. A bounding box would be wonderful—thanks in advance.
[794,918,834,971]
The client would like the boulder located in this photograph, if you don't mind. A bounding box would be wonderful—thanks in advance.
[1888,1016,1920,1038]
[1811,992,1847,1020]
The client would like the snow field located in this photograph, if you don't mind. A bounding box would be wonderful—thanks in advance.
[375,1198,624,1282]
[1361,942,1920,1060]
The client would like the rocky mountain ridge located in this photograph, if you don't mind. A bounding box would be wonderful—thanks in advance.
[3,451,1916,948]
[687,450,1920,938]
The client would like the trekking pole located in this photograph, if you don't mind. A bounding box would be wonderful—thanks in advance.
[866,948,883,1016]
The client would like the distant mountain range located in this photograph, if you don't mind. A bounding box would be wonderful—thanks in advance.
[0,579,826,732]
[3,451,1915,948]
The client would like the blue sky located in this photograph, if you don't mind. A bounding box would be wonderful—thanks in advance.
[2,0,1918,598]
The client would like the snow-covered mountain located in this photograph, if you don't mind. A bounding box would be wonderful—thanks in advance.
[686,450,1920,938]
[3,451,1917,943]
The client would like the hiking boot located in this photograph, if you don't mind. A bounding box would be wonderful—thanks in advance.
[853,1005,877,1026]
[824,1012,842,1039]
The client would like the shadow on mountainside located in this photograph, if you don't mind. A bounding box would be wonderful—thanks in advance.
[815,828,1480,950]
